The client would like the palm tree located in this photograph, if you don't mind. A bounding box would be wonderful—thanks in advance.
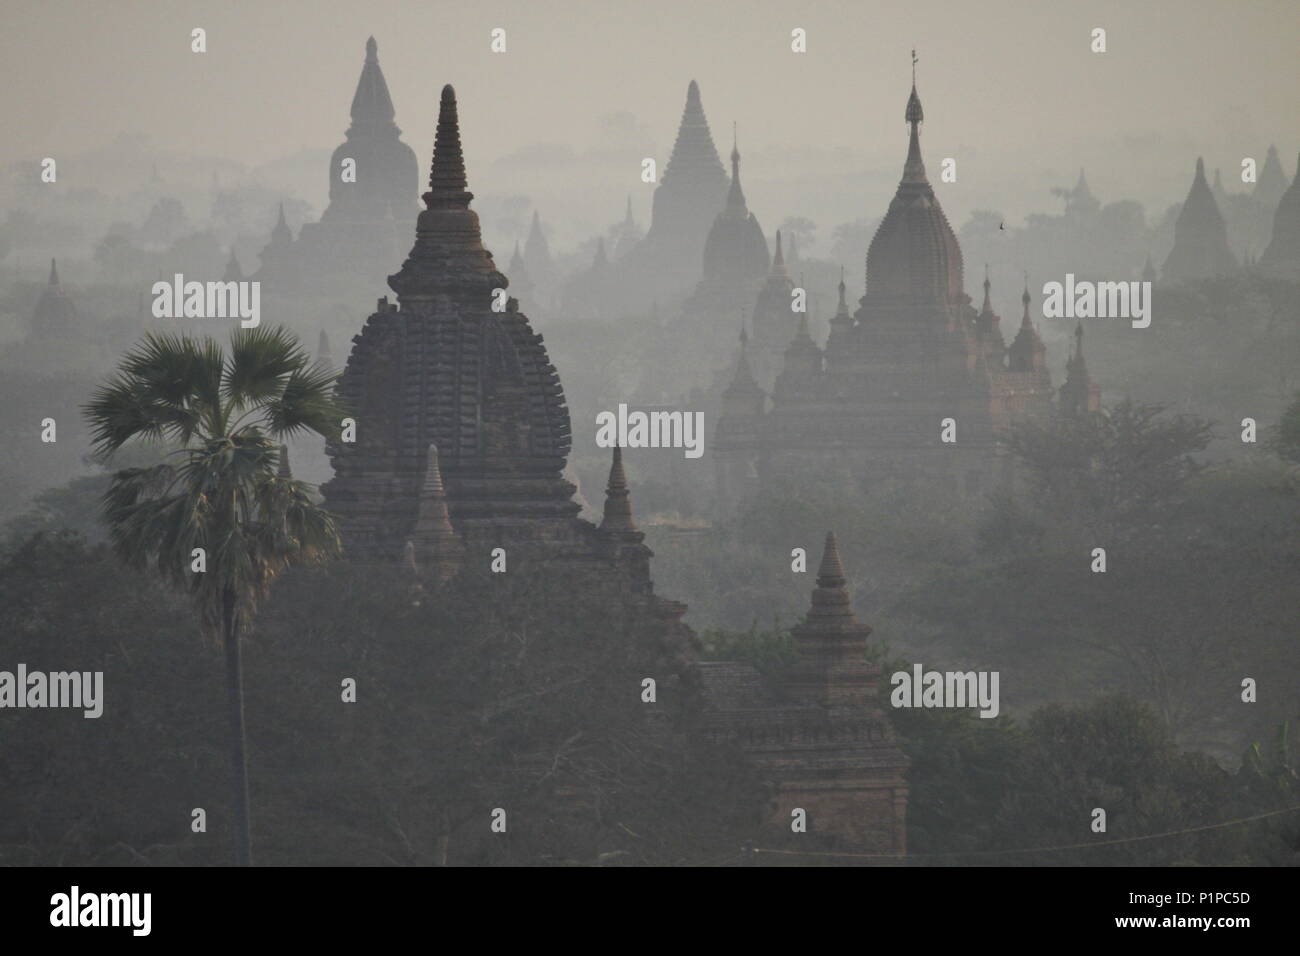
[83,326,344,866]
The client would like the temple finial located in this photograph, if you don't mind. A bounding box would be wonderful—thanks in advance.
[599,445,638,534]
[423,85,473,209]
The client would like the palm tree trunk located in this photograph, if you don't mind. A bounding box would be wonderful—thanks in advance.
[222,586,253,866]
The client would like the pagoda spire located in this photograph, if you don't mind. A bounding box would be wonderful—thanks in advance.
[1020,273,1032,329]
[410,443,464,580]
[423,85,472,209]
[389,85,504,296]
[772,229,787,274]
[724,122,747,212]
[902,50,927,184]
[598,445,637,534]
[980,263,992,314]
[786,531,879,708]
[48,258,59,285]
[349,36,398,132]
[276,444,292,479]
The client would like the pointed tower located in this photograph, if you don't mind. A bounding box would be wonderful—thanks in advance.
[713,324,767,513]
[622,80,730,299]
[1059,321,1102,419]
[1068,168,1101,216]
[860,57,964,316]
[523,211,552,285]
[748,230,796,387]
[1212,168,1230,207]
[824,266,855,359]
[323,85,578,558]
[774,309,823,405]
[409,443,465,581]
[223,249,244,282]
[698,127,769,300]
[1254,145,1288,211]
[1259,150,1300,280]
[1007,278,1046,372]
[786,532,878,707]
[506,239,535,304]
[276,445,293,479]
[1162,158,1238,283]
[683,125,771,356]
[255,203,296,279]
[323,36,419,224]
[31,258,78,339]
[612,195,644,261]
[974,264,1005,363]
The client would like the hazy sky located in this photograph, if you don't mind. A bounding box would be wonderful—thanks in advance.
[4,0,1298,237]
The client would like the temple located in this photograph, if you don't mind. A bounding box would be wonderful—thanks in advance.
[31,259,77,339]
[713,65,1087,512]
[1161,158,1238,284]
[698,533,910,852]
[254,38,420,291]
[323,83,910,856]
[1258,151,1300,281]
[673,129,772,381]
[617,81,730,305]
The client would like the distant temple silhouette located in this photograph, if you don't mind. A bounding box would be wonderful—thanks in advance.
[30,259,77,339]
[254,37,419,291]
[714,67,1097,512]
[1259,151,1299,280]
[1162,158,1238,283]
[616,81,731,305]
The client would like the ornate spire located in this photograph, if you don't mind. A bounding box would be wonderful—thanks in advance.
[903,51,927,184]
[388,85,504,297]
[981,263,992,314]
[48,258,59,285]
[816,531,847,589]
[772,229,786,273]
[724,122,747,212]
[599,445,638,534]
[1021,273,1032,328]
[412,444,462,560]
[349,36,398,132]
[277,444,292,479]
[270,202,292,245]
[423,85,472,210]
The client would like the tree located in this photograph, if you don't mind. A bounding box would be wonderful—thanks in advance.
[1005,399,1213,544]
[82,326,344,865]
